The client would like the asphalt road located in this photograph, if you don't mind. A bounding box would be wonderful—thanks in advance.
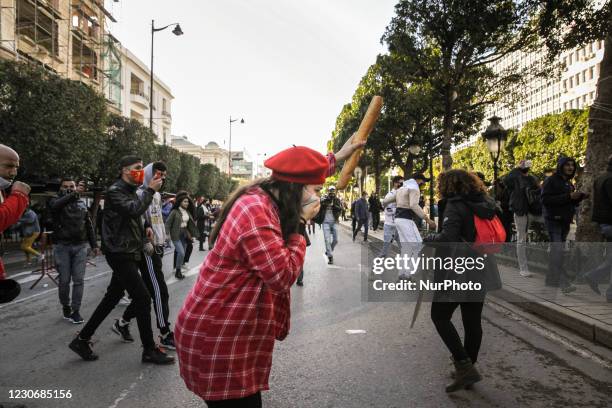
[1,227,612,408]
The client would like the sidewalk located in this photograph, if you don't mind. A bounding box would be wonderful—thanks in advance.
[338,218,612,349]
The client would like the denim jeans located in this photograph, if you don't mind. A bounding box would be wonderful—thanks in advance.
[544,219,571,287]
[585,224,612,300]
[379,223,400,258]
[54,243,88,311]
[173,238,186,272]
[322,222,338,257]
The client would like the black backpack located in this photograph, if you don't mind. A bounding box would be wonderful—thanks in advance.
[525,185,542,216]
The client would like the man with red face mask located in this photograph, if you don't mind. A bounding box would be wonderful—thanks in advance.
[69,156,174,365]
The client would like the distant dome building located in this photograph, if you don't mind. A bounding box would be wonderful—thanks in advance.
[170,136,229,174]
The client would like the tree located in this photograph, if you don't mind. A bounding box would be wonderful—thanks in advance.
[156,144,182,193]
[197,163,220,199]
[382,0,538,171]
[513,110,588,175]
[176,152,199,193]
[0,60,107,181]
[536,0,612,241]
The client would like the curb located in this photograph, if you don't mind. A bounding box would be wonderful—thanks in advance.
[338,222,612,350]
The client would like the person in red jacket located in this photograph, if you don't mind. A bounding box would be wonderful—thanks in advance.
[0,145,30,303]
[175,139,364,407]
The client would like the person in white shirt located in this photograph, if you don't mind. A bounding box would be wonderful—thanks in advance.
[383,173,436,280]
[378,175,404,258]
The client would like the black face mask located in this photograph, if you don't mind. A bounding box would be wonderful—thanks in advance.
[520,168,529,174]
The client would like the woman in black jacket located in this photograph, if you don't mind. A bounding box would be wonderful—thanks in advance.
[424,169,502,393]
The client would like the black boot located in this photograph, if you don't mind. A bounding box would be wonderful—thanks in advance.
[446,358,482,392]
[175,269,185,280]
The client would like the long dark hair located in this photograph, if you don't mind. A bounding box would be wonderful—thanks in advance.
[209,178,304,246]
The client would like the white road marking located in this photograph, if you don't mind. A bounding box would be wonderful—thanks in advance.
[346,329,367,334]
[165,265,201,286]
[108,372,145,408]
[0,270,113,310]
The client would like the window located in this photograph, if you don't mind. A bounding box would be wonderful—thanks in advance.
[590,67,595,80]
[569,77,573,88]
[582,70,586,83]
[569,54,573,65]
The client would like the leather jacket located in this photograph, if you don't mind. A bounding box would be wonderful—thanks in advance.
[49,192,97,247]
[101,179,154,255]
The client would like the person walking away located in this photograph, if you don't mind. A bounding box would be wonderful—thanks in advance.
[584,154,612,302]
[196,197,211,251]
[378,175,404,259]
[384,174,436,280]
[174,146,325,406]
[424,169,502,392]
[315,185,342,264]
[68,155,173,365]
[166,193,199,280]
[369,193,383,231]
[541,156,588,293]
[353,192,369,242]
[16,206,40,265]
[50,177,100,323]
[351,198,359,237]
[503,160,541,277]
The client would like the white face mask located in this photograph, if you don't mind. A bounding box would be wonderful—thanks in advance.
[0,177,12,191]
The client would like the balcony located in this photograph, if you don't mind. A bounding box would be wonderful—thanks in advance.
[162,110,172,124]
[130,91,149,109]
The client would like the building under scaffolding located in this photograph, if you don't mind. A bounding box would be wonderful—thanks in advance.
[0,0,119,96]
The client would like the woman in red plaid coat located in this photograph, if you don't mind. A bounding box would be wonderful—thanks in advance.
[174,146,327,407]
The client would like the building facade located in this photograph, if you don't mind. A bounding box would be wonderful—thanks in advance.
[0,1,173,144]
[0,0,116,92]
[120,46,173,144]
[230,150,254,180]
[453,39,605,152]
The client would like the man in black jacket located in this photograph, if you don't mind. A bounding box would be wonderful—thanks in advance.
[584,154,612,302]
[69,156,174,365]
[503,160,540,278]
[369,193,383,231]
[50,177,100,324]
[541,156,588,293]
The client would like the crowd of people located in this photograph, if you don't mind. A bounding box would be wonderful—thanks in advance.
[1,137,611,406]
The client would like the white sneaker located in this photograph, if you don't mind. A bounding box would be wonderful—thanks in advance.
[519,270,533,277]
[118,296,131,306]
[181,264,189,271]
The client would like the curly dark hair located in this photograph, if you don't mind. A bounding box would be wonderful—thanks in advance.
[437,169,487,199]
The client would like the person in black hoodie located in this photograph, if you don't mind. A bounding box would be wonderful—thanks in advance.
[424,169,502,393]
[584,154,612,302]
[541,156,588,293]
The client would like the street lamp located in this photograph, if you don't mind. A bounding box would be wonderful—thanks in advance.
[150,20,183,143]
[228,116,245,176]
[408,141,422,156]
[482,116,508,197]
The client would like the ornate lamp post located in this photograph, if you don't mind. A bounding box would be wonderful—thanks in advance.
[482,116,508,197]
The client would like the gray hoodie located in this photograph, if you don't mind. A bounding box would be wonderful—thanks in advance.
[137,163,166,246]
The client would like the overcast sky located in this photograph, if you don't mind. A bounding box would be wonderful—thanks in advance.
[107,0,396,160]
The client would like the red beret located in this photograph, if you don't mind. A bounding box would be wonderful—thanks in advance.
[264,146,328,185]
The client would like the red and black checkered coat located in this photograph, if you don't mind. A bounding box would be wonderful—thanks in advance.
[175,186,307,401]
